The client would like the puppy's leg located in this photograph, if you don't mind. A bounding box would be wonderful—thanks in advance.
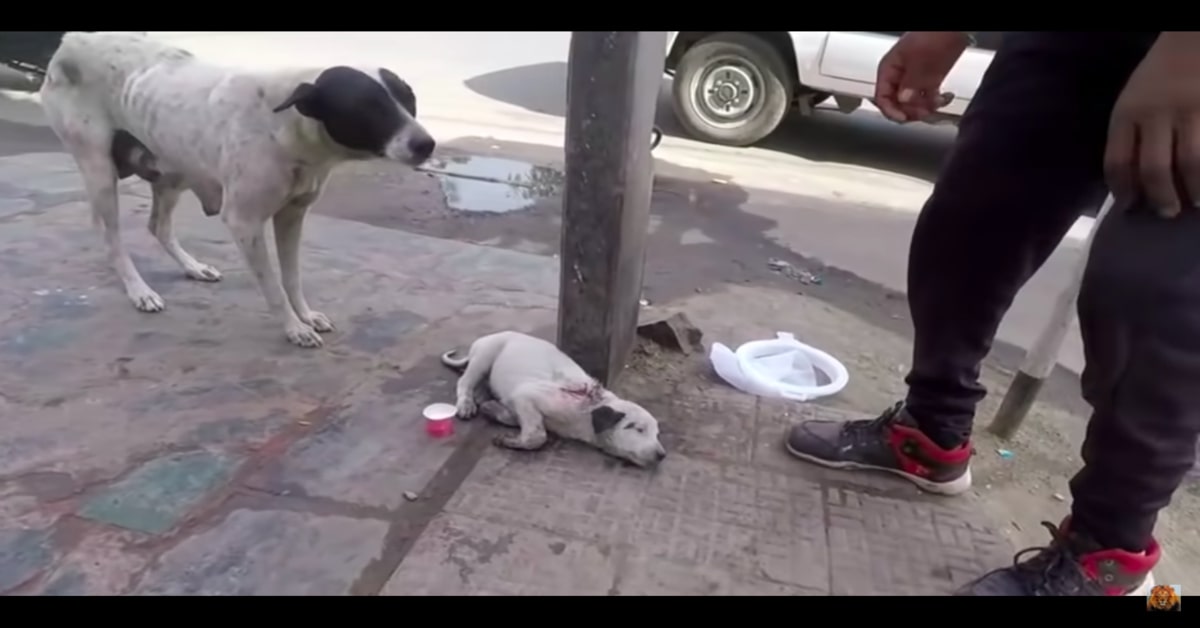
[273,202,332,333]
[223,189,321,348]
[452,335,505,419]
[148,178,222,282]
[493,393,549,451]
[478,400,519,427]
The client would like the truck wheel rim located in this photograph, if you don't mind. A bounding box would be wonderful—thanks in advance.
[691,57,761,128]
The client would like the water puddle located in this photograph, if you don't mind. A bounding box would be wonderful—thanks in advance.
[420,155,563,214]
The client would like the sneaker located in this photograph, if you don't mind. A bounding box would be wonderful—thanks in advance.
[955,518,1159,596]
[784,401,973,495]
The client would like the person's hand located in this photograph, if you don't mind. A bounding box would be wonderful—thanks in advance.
[1105,33,1200,218]
[874,32,971,123]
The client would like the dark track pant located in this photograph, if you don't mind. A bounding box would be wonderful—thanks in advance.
[902,31,1199,552]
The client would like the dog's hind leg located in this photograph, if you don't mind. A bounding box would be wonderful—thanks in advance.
[273,201,332,333]
[77,148,164,312]
[39,88,164,312]
[493,394,549,451]
[148,177,222,282]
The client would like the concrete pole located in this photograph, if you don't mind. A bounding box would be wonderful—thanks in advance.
[556,32,667,385]
[987,195,1116,439]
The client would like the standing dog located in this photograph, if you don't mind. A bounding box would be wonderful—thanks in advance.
[38,32,435,348]
[441,331,667,468]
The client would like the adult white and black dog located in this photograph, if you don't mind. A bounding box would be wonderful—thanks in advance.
[38,32,435,348]
[441,331,668,468]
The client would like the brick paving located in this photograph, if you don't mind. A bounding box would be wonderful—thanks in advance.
[0,151,1012,596]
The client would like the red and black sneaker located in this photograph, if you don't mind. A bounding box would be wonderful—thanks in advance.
[955,518,1159,596]
[784,401,973,496]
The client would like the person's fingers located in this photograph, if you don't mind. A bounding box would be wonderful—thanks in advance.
[1137,116,1181,218]
[874,59,908,122]
[1175,115,1200,209]
[892,87,953,122]
[1104,117,1139,212]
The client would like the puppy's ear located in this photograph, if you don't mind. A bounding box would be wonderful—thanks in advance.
[273,82,320,116]
[591,406,625,435]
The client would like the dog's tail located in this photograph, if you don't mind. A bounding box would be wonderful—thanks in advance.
[440,349,470,372]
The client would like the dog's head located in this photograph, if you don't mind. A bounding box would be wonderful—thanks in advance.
[1148,585,1180,611]
[590,399,666,468]
[273,66,434,166]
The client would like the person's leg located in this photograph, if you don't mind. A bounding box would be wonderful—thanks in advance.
[784,32,1159,495]
[956,198,1200,596]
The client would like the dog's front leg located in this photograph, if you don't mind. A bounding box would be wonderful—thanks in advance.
[273,202,332,333]
[493,395,549,451]
[223,200,322,348]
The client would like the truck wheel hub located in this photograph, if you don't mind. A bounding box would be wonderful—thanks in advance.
[700,62,757,121]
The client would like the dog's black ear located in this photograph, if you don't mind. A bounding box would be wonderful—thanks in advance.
[591,406,625,435]
[273,82,320,115]
[378,68,417,117]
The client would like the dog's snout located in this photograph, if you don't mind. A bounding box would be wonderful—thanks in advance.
[655,449,667,462]
[409,135,435,162]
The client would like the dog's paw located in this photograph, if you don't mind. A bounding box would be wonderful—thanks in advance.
[129,289,165,313]
[302,311,335,333]
[285,322,324,348]
[456,398,478,420]
[185,263,222,282]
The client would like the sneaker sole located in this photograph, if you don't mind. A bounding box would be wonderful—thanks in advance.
[785,442,973,496]
[1128,572,1155,597]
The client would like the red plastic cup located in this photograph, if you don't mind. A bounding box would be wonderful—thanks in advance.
[423,403,457,438]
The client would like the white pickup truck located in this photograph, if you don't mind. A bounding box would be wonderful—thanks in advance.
[664,31,1001,146]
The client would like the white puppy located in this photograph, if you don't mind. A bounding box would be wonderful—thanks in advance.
[441,331,667,468]
[38,32,435,348]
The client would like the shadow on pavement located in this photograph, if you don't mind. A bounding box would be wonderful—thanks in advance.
[463,61,956,184]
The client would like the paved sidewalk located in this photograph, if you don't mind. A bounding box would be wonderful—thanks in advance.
[0,152,1011,595]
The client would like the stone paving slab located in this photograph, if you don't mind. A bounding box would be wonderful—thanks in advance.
[385,397,1012,596]
[133,508,391,596]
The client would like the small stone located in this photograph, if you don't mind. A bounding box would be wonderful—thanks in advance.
[1052,493,1065,502]
[403,491,419,502]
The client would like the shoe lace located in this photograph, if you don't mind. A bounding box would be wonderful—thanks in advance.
[997,521,1094,596]
[842,402,903,448]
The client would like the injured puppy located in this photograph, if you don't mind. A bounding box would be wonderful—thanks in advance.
[441,331,667,468]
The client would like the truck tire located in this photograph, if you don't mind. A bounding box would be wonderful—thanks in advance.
[671,32,793,147]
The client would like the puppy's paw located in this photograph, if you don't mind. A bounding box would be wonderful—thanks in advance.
[456,398,478,420]
[129,289,165,313]
[285,322,324,348]
[302,310,335,333]
[185,263,222,282]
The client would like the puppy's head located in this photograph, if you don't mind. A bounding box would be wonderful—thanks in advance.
[273,66,435,166]
[591,399,666,468]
